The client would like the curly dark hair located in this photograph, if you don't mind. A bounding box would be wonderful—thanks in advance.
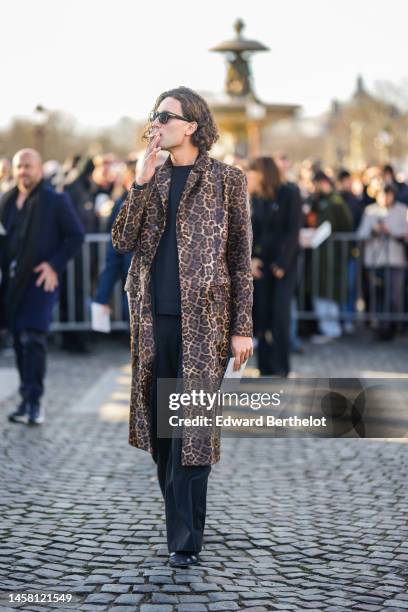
[142,86,219,153]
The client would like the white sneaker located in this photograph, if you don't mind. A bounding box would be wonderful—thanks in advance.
[28,403,45,425]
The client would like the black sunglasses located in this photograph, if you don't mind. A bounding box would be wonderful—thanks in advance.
[148,110,191,125]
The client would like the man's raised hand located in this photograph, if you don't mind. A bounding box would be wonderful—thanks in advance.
[135,133,161,186]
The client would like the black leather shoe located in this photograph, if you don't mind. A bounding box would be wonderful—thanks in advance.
[169,551,200,568]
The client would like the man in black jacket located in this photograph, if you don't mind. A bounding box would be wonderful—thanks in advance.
[0,149,85,425]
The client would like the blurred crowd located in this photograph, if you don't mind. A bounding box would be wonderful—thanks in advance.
[1,150,408,376]
[239,155,408,376]
[1,152,139,232]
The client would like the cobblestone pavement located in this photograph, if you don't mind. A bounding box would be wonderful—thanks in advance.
[1,332,408,611]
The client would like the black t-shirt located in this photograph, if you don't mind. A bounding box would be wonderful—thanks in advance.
[152,164,194,315]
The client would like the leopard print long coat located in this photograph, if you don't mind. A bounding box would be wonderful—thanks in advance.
[111,152,253,466]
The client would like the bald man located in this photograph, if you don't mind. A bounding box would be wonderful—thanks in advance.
[0,149,85,425]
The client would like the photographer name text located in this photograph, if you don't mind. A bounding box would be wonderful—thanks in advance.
[168,415,327,427]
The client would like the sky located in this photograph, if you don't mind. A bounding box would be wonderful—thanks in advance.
[1,0,407,130]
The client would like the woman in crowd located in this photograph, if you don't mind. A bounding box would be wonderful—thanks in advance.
[357,183,408,340]
[248,156,302,376]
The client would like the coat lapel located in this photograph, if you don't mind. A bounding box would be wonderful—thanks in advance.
[178,153,212,218]
[154,156,172,215]
[154,152,212,218]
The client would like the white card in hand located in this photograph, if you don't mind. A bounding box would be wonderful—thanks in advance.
[91,302,111,333]
[223,357,248,379]
[0,222,6,236]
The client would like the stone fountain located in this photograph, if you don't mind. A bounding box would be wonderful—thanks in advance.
[209,19,299,158]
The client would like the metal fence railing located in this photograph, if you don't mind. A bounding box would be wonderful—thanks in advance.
[296,232,408,322]
[52,234,128,332]
[51,232,408,332]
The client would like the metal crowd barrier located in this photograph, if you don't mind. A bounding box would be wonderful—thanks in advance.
[51,232,408,332]
[296,232,408,322]
[51,234,128,332]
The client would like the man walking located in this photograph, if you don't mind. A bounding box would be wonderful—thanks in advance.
[112,87,253,567]
[0,149,84,425]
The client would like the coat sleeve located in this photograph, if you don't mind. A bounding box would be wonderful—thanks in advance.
[225,167,253,337]
[250,197,262,258]
[111,182,149,254]
[94,242,124,304]
[274,185,302,272]
[48,192,85,274]
[356,209,373,239]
